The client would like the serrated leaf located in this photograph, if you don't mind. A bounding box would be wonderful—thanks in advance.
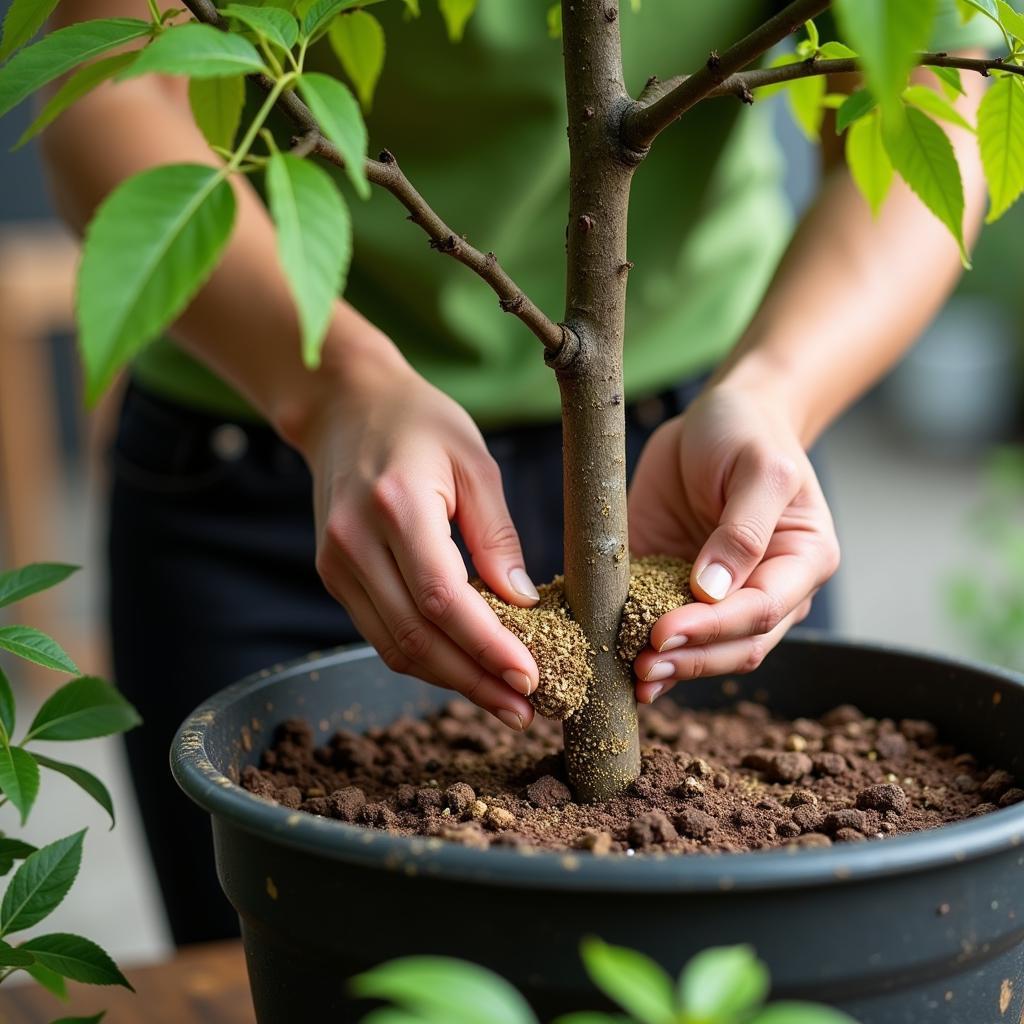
[0,837,36,878]
[0,939,34,966]
[298,72,369,197]
[750,1003,859,1024]
[0,564,78,609]
[20,934,132,989]
[15,53,136,150]
[1,831,84,935]
[223,4,298,51]
[818,41,858,58]
[121,23,266,80]
[26,676,141,743]
[787,71,826,140]
[677,945,770,1018]
[978,74,1024,221]
[77,163,236,403]
[0,0,61,61]
[0,18,150,119]
[438,0,477,42]
[847,109,894,214]
[837,89,877,134]
[26,961,69,1000]
[579,938,674,1024]
[329,10,385,110]
[266,153,351,368]
[930,65,965,99]
[884,103,967,259]
[997,0,1024,41]
[0,668,13,741]
[34,754,115,828]
[302,0,365,40]
[188,75,246,151]
[547,3,561,38]
[0,746,39,825]
[903,84,974,131]
[0,627,78,675]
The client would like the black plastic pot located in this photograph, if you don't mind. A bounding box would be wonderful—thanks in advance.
[172,636,1024,1024]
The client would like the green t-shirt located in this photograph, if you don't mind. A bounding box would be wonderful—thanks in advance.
[132,0,993,428]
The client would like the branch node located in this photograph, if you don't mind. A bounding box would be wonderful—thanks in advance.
[430,234,459,254]
[378,148,396,164]
[584,105,595,120]
[485,251,497,264]
[544,325,582,372]
[499,293,524,314]
[707,50,722,72]
[618,260,634,275]
[611,393,622,406]
[604,6,617,21]
[578,214,595,234]
[739,84,754,105]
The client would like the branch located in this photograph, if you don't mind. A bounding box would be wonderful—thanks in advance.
[178,0,572,361]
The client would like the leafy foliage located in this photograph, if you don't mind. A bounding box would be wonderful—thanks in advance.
[188,75,247,152]
[977,73,1024,221]
[330,9,386,110]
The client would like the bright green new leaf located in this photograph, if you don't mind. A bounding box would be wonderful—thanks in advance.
[267,153,352,367]
[329,10,385,110]
[26,962,69,1000]
[0,831,85,935]
[805,18,820,49]
[847,109,894,214]
[930,65,965,99]
[750,1002,860,1023]
[818,41,858,58]
[884,104,967,260]
[978,74,1024,221]
[0,939,34,967]
[677,945,770,1018]
[579,938,675,1024]
[836,89,877,134]
[438,0,477,42]
[34,754,116,828]
[997,0,1024,40]
[298,72,370,197]
[0,564,78,610]
[0,837,36,877]
[77,163,236,402]
[903,83,974,131]
[0,18,150,119]
[786,72,827,140]
[223,4,299,52]
[26,676,141,742]
[0,0,61,61]
[121,23,267,80]
[15,53,136,150]
[834,0,937,115]
[0,668,12,741]
[0,745,39,825]
[0,627,78,675]
[351,956,539,1024]
[547,3,561,38]
[20,933,132,989]
[189,75,246,151]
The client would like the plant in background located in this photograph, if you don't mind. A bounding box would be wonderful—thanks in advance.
[0,563,142,1023]
[351,940,858,1024]
[1,0,1024,799]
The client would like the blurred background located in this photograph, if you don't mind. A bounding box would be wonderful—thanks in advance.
[0,5,1022,983]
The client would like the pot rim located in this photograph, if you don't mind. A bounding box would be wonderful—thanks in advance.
[171,637,1024,894]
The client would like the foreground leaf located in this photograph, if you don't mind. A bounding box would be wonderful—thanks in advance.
[223,4,298,51]
[977,74,1024,222]
[677,945,770,1018]
[77,163,236,402]
[122,23,266,80]
[0,0,62,61]
[34,754,115,828]
[438,0,477,41]
[751,1002,860,1023]
[0,837,36,877]
[329,9,385,110]
[579,938,675,1024]
[26,961,69,1000]
[0,831,85,935]
[0,18,151,118]
[0,745,39,825]
[26,676,141,743]
[0,564,78,610]
[302,0,366,40]
[20,934,132,989]
[0,627,78,675]
[847,109,893,214]
[298,73,369,197]
[188,75,246,151]
[0,667,14,740]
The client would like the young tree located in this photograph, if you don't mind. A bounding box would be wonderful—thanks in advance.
[1,0,1022,799]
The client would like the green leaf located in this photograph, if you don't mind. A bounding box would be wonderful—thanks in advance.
[677,945,770,1018]
[836,88,877,134]
[77,163,236,403]
[957,0,981,20]
[834,0,938,115]
[847,109,894,215]
[579,938,675,1024]
[929,65,965,99]
[350,957,538,1024]
[0,939,34,967]
[0,627,78,675]
[20,934,132,990]
[188,75,246,151]
[266,153,351,367]
[0,746,39,825]
[50,1017,105,1024]
[0,667,15,741]
[959,0,1002,26]
[997,0,1024,41]
[438,0,477,42]
[26,961,69,1000]
[0,0,61,61]
[329,10,385,110]
[0,18,151,118]
[0,831,85,935]
[34,754,116,828]
[884,104,967,259]
[121,23,266,80]
[0,564,78,609]
[546,3,561,38]
[0,838,37,878]
[818,41,858,58]
[903,83,974,131]
[223,4,298,51]
[787,71,827,140]
[805,18,820,49]
[297,72,369,197]
[301,0,364,40]
[750,1003,859,1024]
[26,676,141,742]
[15,53,137,150]
[978,74,1024,222]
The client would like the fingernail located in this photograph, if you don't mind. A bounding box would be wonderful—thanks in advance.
[495,708,525,731]
[659,634,687,653]
[644,683,664,704]
[644,661,674,682]
[509,568,540,602]
[502,669,533,696]
[697,562,732,600]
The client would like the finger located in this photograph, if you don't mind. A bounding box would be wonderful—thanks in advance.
[455,453,540,607]
[690,450,800,603]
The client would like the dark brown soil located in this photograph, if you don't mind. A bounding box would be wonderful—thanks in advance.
[240,698,1021,854]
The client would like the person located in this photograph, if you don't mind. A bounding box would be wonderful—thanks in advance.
[41,0,992,943]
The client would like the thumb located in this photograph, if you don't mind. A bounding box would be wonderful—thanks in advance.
[457,457,540,607]
[691,452,798,603]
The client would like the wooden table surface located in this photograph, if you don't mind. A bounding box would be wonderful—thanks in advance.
[0,941,255,1024]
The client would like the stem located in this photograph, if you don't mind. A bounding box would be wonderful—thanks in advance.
[227,74,294,174]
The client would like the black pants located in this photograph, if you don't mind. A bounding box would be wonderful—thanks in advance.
[108,380,831,945]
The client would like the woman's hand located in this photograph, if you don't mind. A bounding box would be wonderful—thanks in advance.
[296,353,540,731]
[627,375,840,702]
